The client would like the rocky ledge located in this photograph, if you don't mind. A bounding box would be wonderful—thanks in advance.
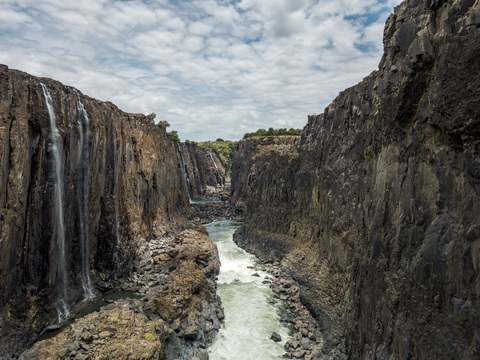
[19,228,222,360]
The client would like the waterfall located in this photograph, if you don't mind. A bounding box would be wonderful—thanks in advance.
[208,152,224,186]
[179,147,193,203]
[113,130,122,259]
[75,93,94,299]
[41,83,70,321]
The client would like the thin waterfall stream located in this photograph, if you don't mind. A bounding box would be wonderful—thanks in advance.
[206,220,291,359]
[75,93,94,299]
[178,148,193,203]
[113,130,122,258]
[41,83,70,321]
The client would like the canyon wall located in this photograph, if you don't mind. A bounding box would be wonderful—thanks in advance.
[179,142,226,198]
[231,0,480,358]
[0,65,190,356]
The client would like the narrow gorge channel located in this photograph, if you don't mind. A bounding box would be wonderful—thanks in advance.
[206,220,291,359]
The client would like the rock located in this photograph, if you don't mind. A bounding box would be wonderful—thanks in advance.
[271,332,282,342]
[167,248,179,258]
[301,337,311,348]
[97,281,111,292]
[252,273,260,277]
[230,0,480,359]
[184,325,199,341]
[179,142,227,198]
[81,331,93,343]
[197,349,209,360]
[99,331,113,339]
[0,66,190,357]
[292,350,306,358]
[16,226,223,360]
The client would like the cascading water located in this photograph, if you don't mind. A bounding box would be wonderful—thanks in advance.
[206,220,290,359]
[178,148,193,203]
[41,83,70,321]
[207,152,224,186]
[75,93,94,299]
[113,130,122,259]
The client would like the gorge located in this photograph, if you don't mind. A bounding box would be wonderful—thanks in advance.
[0,0,479,359]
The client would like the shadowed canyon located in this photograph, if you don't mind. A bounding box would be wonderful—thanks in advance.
[1,0,480,359]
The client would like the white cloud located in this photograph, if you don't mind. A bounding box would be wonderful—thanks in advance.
[0,0,403,141]
[0,5,32,29]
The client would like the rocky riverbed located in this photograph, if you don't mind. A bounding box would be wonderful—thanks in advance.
[19,228,222,360]
[252,261,347,360]
[18,187,346,360]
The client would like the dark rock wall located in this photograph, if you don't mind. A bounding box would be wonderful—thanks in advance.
[179,142,226,198]
[231,0,480,358]
[0,65,189,355]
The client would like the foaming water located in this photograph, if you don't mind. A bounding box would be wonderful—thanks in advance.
[207,220,290,360]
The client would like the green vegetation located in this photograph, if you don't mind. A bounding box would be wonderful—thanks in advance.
[144,333,156,341]
[242,127,302,139]
[185,139,236,177]
[168,130,180,143]
[150,117,179,142]
[158,120,170,128]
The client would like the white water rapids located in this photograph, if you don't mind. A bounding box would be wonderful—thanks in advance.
[206,220,291,359]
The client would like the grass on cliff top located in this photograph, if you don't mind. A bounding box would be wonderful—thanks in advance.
[242,127,302,139]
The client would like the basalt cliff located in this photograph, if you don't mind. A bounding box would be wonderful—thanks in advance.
[232,0,480,359]
[179,142,226,199]
[0,65,191,357]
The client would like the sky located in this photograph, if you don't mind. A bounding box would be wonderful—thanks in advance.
[0,0,403,141]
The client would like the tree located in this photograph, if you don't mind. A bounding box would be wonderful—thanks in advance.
[158,120,170,128]
[168,130,180,143]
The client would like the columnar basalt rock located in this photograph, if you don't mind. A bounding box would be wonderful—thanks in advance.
[0,65,190,357]
[179,142,227,198]
[232,0,480,358]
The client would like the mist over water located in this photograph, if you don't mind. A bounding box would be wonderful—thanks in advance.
[206,220,290,360]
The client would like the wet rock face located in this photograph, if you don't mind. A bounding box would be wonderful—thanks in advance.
[232,1,480,359]
[179,142,226,198]
[0,66,189,356]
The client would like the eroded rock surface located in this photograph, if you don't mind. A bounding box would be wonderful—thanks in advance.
[232,1,480,359]
[19,229,222,360]
[179,142,226,198]
[0,66,190,357]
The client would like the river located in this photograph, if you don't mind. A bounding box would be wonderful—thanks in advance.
[206,220,291,359]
